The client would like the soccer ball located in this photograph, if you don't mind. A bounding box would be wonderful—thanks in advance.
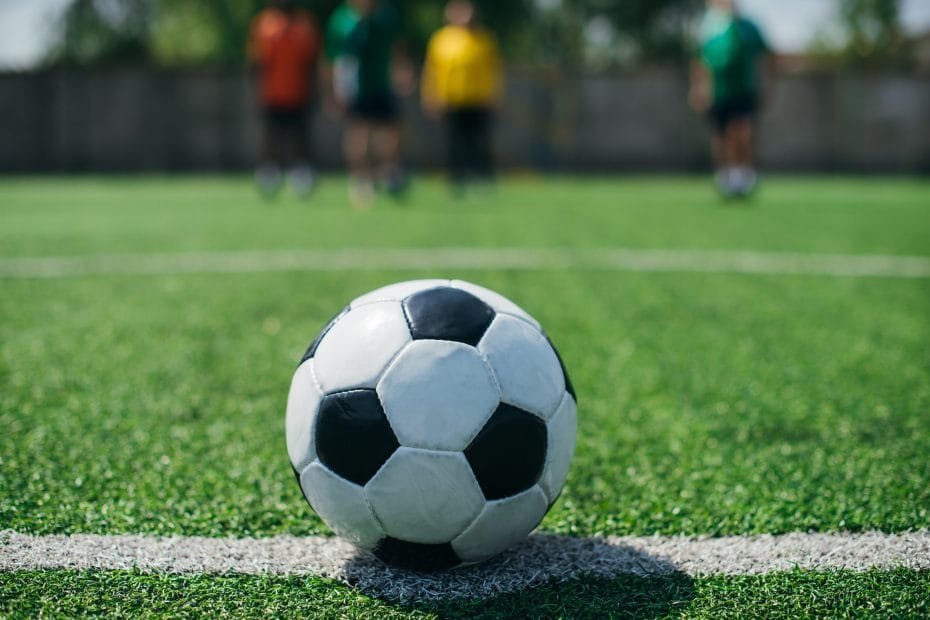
[285,280,577,571]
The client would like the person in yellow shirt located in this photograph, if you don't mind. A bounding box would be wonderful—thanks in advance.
[421,1,503,191]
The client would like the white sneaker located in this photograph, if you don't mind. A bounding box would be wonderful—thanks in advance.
[289,164,316,198]
[735,166,758,196]
[256,164,283,198]
[715,168,735,197]
[381,166,409,198]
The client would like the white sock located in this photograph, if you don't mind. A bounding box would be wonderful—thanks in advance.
[348,175,375,211]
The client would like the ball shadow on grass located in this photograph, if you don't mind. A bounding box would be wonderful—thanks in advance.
[341,533,695,618]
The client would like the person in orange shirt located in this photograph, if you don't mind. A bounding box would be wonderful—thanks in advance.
[249,0,322,198]
[421,1,503,193]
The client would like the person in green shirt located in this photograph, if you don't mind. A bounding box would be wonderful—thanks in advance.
[689,0,775,198]
[325,0,413,209]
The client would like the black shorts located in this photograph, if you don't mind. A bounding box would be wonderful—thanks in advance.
[264,106,308,131]
[708,96,758,134]
[349,92,399,124]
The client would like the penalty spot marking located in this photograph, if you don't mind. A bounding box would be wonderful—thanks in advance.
[2,530,928,602]
[1,248,929,279]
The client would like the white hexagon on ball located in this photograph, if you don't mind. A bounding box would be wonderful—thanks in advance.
[285,359,323,472]
[452,485,548,564]
[299,461,385,550]
[479,314,565,419]
[312,301,411,393]
[365,448,485,544]
[378,340,500,451]
[539,392,578,503]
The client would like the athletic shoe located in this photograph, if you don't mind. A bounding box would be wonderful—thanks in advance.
[289,163,317,198]
[715,168,736,198]
[382,166,410,199]
[733,166,759,197]
[256,164,283,199]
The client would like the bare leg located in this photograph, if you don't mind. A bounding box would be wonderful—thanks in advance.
[344,121,371,177]
[729,118,755,167]
[724,118,758,196]
[344,121,375,210]
[372,123,406,195]
[285,121,315,197]
[257,120,284,198]
[710,131,731,195]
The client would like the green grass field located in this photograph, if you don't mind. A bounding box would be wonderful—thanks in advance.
[1,176,929,617]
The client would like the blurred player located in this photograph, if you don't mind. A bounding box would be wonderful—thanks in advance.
[421,1,503,193]
[326,0,413,210]
[689,0,774,198]
[249,0,322,198]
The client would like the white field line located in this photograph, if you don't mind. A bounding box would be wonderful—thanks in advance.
[2,530,928,601]
[1,248,929,279]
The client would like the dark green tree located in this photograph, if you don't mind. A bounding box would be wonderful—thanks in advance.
[47,0,156,65]
[47,0,534,66]
[568,0,703,66]
[45,0,701,68]
[838,0,912,68]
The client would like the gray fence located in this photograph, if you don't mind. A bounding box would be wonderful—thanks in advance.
[1,68,928,173]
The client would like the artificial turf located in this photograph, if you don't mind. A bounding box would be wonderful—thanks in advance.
[0,175,928,257]
[1,270,928,537]
[1,569,928,619]
[1,176,929,615]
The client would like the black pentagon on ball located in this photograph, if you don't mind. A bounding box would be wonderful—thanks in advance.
[300,306,350,365]
[465,403,547,501]
[546,336,577,401]
[373,537,462,571]
[315,389,399,486]
[402,287,495,346]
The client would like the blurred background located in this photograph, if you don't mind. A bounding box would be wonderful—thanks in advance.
[0,0,928,174]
